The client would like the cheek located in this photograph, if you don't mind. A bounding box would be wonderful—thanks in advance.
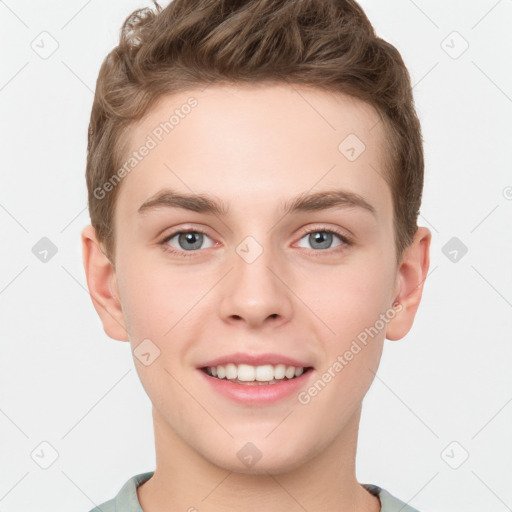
[115,267,167,347]
[116,255,209,349]
[302,254,393,412]
[297,265,390,429]
[304,256,394,342]
[115,262,200,408]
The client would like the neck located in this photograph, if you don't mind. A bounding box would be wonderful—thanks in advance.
[138,405,380,512]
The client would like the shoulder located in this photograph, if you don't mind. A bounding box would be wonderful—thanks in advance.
[88,498,116,512]
[86,471,155,512]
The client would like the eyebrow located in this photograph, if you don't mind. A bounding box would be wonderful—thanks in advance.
[137,188,377,217]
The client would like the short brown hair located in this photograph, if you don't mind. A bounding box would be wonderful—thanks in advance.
[86,0,424,263]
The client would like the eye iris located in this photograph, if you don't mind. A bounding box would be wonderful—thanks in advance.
[179,232,203,251]
[310,231,332,250]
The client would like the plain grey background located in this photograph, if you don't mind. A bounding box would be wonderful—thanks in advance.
[1,1,511,511]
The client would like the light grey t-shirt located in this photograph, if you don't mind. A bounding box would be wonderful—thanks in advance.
[88,471,420,511]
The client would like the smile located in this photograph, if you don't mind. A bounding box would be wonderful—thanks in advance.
[202,363,312,385]
[198,366,314,406]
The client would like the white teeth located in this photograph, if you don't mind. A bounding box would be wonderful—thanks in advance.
[255,365,274,381]
[285,366,296,379]
[274,364,286,379]
[225,363,237,380]
[237,364,255,381]
[206,363,307,382]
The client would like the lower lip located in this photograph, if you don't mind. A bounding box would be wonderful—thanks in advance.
[197,368,314,406]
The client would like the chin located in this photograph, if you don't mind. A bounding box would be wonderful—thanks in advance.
[202,437,315,476]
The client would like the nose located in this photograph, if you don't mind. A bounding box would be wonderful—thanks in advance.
[218,239,294,329]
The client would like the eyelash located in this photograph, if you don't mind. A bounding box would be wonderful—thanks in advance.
[159,226,352,258]
[160,228,352,258]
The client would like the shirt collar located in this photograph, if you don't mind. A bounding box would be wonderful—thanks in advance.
[115,473,420,512]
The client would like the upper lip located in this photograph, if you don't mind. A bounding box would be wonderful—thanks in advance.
[198,352,313,369]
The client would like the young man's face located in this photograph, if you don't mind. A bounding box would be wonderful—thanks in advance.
[84,84,430,474]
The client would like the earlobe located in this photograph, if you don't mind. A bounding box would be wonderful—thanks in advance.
[81,225,129,341]
[385,227,431,341]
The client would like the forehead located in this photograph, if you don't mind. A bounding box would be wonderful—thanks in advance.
[116,83,392,224]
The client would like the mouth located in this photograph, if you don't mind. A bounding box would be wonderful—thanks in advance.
[201,363,314,386]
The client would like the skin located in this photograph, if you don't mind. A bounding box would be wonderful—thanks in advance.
[82,84,431,511]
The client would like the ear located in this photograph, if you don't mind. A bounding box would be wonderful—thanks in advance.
[81,225,129,341]
[386,227,431,341]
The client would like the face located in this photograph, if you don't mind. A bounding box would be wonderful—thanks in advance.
[106,84,403,473]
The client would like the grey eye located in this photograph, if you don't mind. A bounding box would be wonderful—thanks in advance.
[166,231,214,251]
[296,231,344,250]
